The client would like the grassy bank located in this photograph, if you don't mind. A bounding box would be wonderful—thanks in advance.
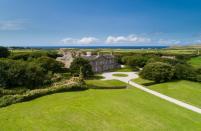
[86,80,127,89]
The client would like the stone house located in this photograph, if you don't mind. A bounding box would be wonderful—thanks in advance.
[56,49,120,73]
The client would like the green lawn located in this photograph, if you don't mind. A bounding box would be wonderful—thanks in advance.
[188,56,201,68]
[86,80,127,89]
[148,80,201,108]
[132,77,155,86]
[133,78,201,108]
[114,66,134,72]
[0,88,201,130]
[112,73,128,77]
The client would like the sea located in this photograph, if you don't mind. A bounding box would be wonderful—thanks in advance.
[20,46,168,49]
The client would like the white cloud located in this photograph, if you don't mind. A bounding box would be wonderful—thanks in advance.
[158,39,181,45]
[78,37,98,44]
[61,37,98,44]
[0,20,25,31]
[105,34,151,44]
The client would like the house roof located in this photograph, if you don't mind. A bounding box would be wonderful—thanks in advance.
[81,55,115,61]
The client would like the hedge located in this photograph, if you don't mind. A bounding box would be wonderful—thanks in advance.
[0,82,87,108]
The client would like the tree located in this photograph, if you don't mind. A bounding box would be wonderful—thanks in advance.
[35,56,64,73]
[140,62,175,83]
[24,62,52,88]
[70,57,93,78]
[122,55,149,67]
[0,46,10,58]
[174,64,197,81]
[0,59,52,88]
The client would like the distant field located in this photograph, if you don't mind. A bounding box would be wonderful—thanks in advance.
[188,56,201,68]
[100,49,197,55]
[0,88,201,130]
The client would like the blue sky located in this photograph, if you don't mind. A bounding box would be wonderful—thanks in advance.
[1,0,201,46]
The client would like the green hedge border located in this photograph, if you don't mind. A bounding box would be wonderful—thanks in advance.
[0,83,86,108]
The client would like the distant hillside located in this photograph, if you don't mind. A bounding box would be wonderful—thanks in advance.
[169,44,201,49]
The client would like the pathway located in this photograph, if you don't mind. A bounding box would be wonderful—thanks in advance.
[101,72,201,114]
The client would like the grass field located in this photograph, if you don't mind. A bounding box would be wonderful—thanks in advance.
[148,80,201,108]
[133,78,201,108]
[188,56,201,68]
[0,88,201,130]
[132,77,155,86]
[112,73,128,77]
[86,80,127,89]
[114,66,134,72]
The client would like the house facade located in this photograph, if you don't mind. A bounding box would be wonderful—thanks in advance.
[56,49,120,73]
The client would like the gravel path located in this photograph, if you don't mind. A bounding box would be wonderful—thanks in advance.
[101,72,201,114]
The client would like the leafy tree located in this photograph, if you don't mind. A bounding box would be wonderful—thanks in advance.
[147,57,184,66]
[35,56,64,73]
[0,59,52,88]
[174,64,197,81]
[140,62,175,83]
[70,57,93,78]
[24,62,52,88]
[0,46,10,58]
[122,56,149,67]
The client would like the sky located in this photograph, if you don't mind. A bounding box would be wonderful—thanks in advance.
[1,0,201,46]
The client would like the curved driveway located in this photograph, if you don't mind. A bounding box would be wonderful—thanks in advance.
[102,72,138,83]
[101,72,201,114]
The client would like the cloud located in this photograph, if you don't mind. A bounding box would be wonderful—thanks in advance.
[105,35,151,44]
[158,39,181,45]
[0,20,25,31]
[78,37,98,44]
[61,37,98,44]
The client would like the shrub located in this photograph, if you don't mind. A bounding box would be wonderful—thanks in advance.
[0,46,10,58]
[122,55,149,67]
[196,75,201,82]
[0,59,52,88]
[10,51,59,61]
[174,64,197,81]
[70,57,93,78]
[24,62,52,88]
[140,62,175,83]
[35,56,64,73]
[147,57,184,66]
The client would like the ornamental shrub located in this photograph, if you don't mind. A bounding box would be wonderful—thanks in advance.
[140,62,175,83]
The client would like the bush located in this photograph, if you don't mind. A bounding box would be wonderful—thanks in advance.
[140,62,175,83]
[122,55,149,67]
[10,51,59,61]
[196,75,201,82]
[35,56,64,73]
[70,57,93,78]
[174,64,197,81]
[0,46,10,58]
[147,57,184,66]
[24,62,52,88]
[0,59,52,88]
